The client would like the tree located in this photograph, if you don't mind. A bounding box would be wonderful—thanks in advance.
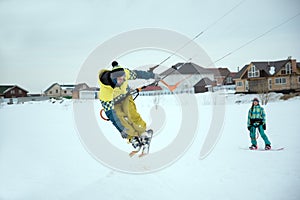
[256,79,270,105]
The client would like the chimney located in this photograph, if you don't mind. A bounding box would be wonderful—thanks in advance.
[291,59,297,73]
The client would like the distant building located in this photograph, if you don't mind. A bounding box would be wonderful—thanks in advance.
[72,83,89,99]
[0,85,28,98]
[158,63,237,93]
[194,77,216,93]
[139,85,163,96]
[44,83,99,99]
[227,72,237,85]
[160,62,214,93]
[234,57,300,93]
[75,84,99,99]
[44,83,75,98]
[78,87,99,99]
[206,67,234,85]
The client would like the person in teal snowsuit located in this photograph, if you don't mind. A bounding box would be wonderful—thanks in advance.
[247,98,271,150]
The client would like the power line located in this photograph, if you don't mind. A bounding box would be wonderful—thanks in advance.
[212,11,300,65]
[151,0,246,69]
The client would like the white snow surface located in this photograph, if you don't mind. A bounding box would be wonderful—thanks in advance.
[0,93,300,200]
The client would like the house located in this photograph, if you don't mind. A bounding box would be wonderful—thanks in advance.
[206,67,234,85]
[227,72,237,85]
[140,85,163,96]
[0,85,28,98]
[44,83,75,98]
[44,83,99,99]
[72,83,90,99]
[234,57,300,93]
[159,62,214,93]
[194,77,216,93]
[78,87,99,99]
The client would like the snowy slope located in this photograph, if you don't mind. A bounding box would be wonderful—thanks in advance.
[0,94,300,200]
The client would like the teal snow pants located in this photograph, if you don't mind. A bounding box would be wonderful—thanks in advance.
[249,125,271,146]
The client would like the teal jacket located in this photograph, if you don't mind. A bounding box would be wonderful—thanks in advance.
[247,104,266,127]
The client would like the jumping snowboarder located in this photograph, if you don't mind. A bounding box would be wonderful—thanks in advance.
[98,61,160,156]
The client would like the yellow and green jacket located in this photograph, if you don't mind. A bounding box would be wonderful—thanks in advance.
[98,66,154,132]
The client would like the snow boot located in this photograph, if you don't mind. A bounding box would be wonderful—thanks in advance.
[265,144,271,150]
[139,129,153,156]
[130,136,142,150]
[128,136,143,157]
[249,144,258,150]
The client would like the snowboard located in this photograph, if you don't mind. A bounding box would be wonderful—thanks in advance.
[240,147,284,151]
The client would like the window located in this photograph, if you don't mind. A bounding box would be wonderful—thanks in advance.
[236,81,243,87]
[281,62,292,75]
[248,65,260,78]
[275,78,286,85]
[226,77,233,84]
[298,76,300,83]
[11,90,15,94]
[268,79,272,90]
[56,89,58,93]
[19,90,22,94]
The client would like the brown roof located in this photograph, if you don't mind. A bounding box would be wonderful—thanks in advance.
[229,72,237,77]
[73,83,90,91]
[206,68,231,77]
[234,59,290,79]
[44,83,77,93]
[142,86,163,91]
[251,60,288,75]
[44,83,60,93]
[0,85,28,94]
[194,77,215,87]
[0,85,13,94]
[160,62,211,76]
[233,65,248,79]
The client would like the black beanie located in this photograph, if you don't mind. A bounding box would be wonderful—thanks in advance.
[112,61,118,67]
[252,98,259,103]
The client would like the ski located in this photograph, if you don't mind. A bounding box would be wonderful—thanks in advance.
[129,147,141,157]
[139,145,150,158]
[138,148,149,158]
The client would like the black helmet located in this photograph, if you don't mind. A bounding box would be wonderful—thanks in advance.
[111,61,118,67]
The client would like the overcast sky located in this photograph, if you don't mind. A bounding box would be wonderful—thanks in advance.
[0,0,299,93]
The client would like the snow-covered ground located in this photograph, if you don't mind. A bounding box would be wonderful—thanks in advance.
[0,93,300,200]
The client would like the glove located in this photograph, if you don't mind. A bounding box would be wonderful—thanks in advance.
[247,126,251,131]
[120,129,128,139]
[154,73,162,81]
[263,124,266,130]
